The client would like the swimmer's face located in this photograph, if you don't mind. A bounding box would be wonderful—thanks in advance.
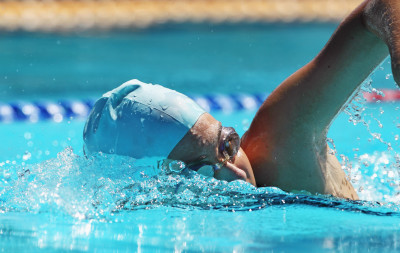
[169,113,253,183]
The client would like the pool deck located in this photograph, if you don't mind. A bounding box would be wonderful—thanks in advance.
[0,0,363,32]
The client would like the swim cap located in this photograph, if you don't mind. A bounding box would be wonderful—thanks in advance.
[83,79,205,158]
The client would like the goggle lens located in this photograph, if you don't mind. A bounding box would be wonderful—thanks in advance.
[219,127,240,163]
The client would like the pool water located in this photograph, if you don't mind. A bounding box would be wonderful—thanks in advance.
[1,23,341,100]
[1,99,400,252]
[1,24,400,252]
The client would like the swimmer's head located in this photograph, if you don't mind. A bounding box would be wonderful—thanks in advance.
[83,79,206,158]
[84,79,253,184]
[168,113,253,182]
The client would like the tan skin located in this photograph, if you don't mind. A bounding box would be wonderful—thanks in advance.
[170,0,400,200]
[169,113,256,186]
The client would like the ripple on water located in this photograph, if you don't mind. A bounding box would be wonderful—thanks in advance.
[0,147,399,220]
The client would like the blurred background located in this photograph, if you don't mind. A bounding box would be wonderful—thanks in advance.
[2,3,400,252]
[0,0,370,102]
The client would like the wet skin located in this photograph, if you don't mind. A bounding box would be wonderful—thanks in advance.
[170,0,400,200]
[169,113,256,186]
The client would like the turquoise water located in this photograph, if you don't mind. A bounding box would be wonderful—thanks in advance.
[1,24,400,252]
[1,100,400,252]
[1,23,340,101]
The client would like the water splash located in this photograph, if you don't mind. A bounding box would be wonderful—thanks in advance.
[351,151,400,203]
[337,56,400,193]
[1,148,399,221]
[0,148,158,219]
[0,148,281,219]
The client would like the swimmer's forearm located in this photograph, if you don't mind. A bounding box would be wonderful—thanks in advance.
[288,0,400,131]
[363,0,400,85]
[255,1,388,137]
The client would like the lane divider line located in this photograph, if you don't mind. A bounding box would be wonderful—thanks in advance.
[0,90,399,123]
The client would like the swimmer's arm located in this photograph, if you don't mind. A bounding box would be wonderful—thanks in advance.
[265,0,400,133]
[242,0,400,197]
[263,0,390,135]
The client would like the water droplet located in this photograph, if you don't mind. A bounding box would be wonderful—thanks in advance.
[372,133,381,140]
[24,132,32,140]
[242,119,250,131]
[22,151,31,161]
[164,160,186,173]
[326,138,336,155]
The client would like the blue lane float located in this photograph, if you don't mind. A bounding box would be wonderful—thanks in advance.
[0,93,269,123]
[1,90,399,123]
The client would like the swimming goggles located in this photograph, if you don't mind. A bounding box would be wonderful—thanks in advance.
[188,126,240,173]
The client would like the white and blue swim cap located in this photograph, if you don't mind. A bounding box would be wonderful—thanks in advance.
[83,79,206,158]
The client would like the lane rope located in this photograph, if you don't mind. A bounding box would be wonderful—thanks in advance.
[0,90,399,123]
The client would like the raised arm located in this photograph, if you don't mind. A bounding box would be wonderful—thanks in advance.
[241,0,400,198]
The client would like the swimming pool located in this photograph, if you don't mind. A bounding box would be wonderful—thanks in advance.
[1,23,400,252]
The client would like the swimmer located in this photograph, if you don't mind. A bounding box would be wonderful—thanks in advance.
[84,0,400,200]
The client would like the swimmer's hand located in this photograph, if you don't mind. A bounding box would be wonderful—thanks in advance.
[364,0,400,86]
[214,148,256,187]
